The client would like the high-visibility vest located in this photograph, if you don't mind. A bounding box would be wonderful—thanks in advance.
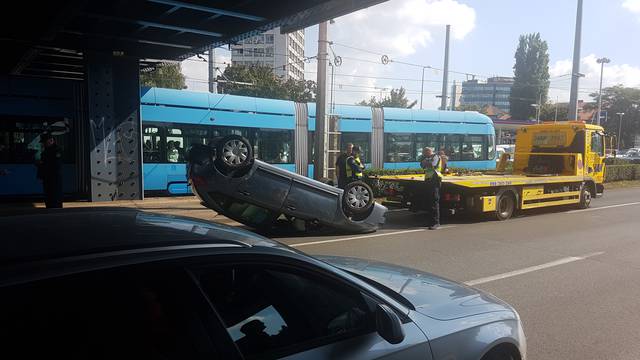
[424,155,443,180]
[345,155,364,179]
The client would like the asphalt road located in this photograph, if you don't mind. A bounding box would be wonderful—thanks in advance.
[275,187,640,360]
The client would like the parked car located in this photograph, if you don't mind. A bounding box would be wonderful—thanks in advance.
[620,148,640,160]
[186,136,386,234]
[0,209,526,360]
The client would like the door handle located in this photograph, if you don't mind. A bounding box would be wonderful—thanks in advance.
[239,190,251,196]
[286,204,296,211]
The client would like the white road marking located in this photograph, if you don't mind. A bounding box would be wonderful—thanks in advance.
[566,202,640,213]
[291,226,456,248]
[386,208,409,213]
[464,251,605,286]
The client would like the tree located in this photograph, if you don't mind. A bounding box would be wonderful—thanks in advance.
[140,63,186,89]
[456,104,482,112]
[539,102,569,121]
[218,65,316,102]
[509,33,550,119]
[357,87,417,108]
[590,85,640,149]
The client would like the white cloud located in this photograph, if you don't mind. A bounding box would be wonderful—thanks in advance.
[548,54,640,102]
[623,0,640,13]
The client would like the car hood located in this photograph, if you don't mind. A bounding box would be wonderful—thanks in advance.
[319,256,513,321]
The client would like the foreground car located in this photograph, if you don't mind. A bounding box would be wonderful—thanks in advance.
[0,210,525,360]
[187,137,386,234]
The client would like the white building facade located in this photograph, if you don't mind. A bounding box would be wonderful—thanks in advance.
[230,27,305,81]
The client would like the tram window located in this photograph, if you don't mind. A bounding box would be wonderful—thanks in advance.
[256,130,294,164]
[142,126,162,163]
[443,134,463,161]
[0,118,72,164]
[308,131,315,164]
[166,128,184,163]
[488,134,496,160]
[385,134,413,162]
[341,132,371,163]
[461,135,486,160]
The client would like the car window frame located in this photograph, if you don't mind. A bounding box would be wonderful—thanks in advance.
[185,252,412,359]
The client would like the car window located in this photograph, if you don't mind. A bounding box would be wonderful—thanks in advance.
[0,267,217,359]
[198,264,375,359]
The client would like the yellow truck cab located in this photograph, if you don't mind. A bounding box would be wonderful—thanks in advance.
[379,121,606,220]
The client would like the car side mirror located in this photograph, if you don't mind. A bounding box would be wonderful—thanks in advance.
[375,304,405,344]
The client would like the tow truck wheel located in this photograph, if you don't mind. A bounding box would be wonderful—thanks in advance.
[343,181,374,215]
[495,191,515,221]
[216,135,253,170]
[578,184,592,209]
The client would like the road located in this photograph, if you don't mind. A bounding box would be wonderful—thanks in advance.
[275,187,640,360]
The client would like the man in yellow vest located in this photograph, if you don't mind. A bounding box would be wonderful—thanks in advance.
[420,147,443,230]
[345,145,365,181]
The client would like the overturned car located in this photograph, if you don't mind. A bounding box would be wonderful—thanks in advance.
[187,135,386,234]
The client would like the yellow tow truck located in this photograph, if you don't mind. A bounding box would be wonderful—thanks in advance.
[379,121,608,220]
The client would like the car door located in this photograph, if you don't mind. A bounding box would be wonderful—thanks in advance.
[191,258,432,360]
[587,130,605,183]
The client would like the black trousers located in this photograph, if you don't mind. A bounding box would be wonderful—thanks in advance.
[43,178,63,208]
[426,176,441,226]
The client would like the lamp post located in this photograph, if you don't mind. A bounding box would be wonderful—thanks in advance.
[531,104,541,123]
[616,112,625,151]
[596,57,610,125]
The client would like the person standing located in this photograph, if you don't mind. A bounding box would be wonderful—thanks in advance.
[38,133,63,208]
[420,147,443,230]
[335,143,353,189]
[345,145,365,182]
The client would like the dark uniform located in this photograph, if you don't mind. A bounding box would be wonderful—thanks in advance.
[336,152,350,189]
[420,153,442,229]
[39,135,63,208]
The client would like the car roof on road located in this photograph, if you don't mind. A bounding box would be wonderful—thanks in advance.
[0,208,283,265]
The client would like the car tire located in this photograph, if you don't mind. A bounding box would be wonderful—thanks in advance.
[342,181,374,215]
[495,190,515,221]
[481,346,518,360]
[578,183,592,209]
[215,135,253,170]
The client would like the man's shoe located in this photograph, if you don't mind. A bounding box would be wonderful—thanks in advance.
[428,224,440,230]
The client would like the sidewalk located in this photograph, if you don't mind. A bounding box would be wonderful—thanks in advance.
[0,196,241,226]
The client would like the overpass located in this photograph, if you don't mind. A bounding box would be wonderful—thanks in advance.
[0,0,385,200]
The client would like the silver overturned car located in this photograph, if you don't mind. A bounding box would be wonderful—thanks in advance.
[186,135,387,233]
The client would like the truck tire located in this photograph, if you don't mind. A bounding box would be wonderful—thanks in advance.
[495,191,516,221]
[578,184,592,209]
[343,181,374,215]
[215,135,253,171]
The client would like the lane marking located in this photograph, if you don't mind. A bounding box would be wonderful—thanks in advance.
[387,208,409,213]
[291,226,456,248]
[566,201,640,213]
[464,251,604,286]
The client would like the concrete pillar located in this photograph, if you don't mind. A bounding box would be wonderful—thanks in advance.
[85,52,143,201]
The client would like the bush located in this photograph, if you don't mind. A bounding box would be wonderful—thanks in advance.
[604,157,640,165]
[605,164,640,182]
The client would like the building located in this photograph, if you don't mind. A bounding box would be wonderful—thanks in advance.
[230,27,305,81]
[461,76,514,113]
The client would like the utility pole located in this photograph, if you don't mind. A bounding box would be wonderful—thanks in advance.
[554,96,559,122]
[208,45,216,93]
[420,66,425,109]
[450,80,457,110]
[314,21,328,180]
[329,62,336,114]
[596,57,610,125]
[616,112,625,151]
[440,25,451,111]
[568,0,583,120]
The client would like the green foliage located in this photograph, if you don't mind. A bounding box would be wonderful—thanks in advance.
[605,165,640,182]
[590,85,640,149]
[358,87,417,108]
[510,33,550,119]
[218,65,316,102]
[140,63,186,89]
[604,157,640,165]
[539,102,569,122]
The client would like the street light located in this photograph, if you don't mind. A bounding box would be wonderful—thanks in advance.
[616,112,625,151]
[596,57,611,125]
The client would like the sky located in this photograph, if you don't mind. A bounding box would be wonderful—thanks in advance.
[181,0,640,110]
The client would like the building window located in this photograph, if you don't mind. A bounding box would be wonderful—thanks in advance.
[265,34,274,44]
[255,35,264,44]
[265,46,273,57]
[254,48,263,57]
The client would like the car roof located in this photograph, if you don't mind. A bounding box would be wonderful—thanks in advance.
[0,208,285,265]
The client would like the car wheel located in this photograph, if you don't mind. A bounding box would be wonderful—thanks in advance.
[578,183,592,209]
[481,346,518,360]
[495,191,515,221]
[342,181,374,215]
[215,135,253,170]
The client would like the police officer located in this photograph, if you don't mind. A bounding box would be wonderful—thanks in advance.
[335,143,353,188]
[420,147,443,230]
[38,133,63,208]
[345,145,365,181]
